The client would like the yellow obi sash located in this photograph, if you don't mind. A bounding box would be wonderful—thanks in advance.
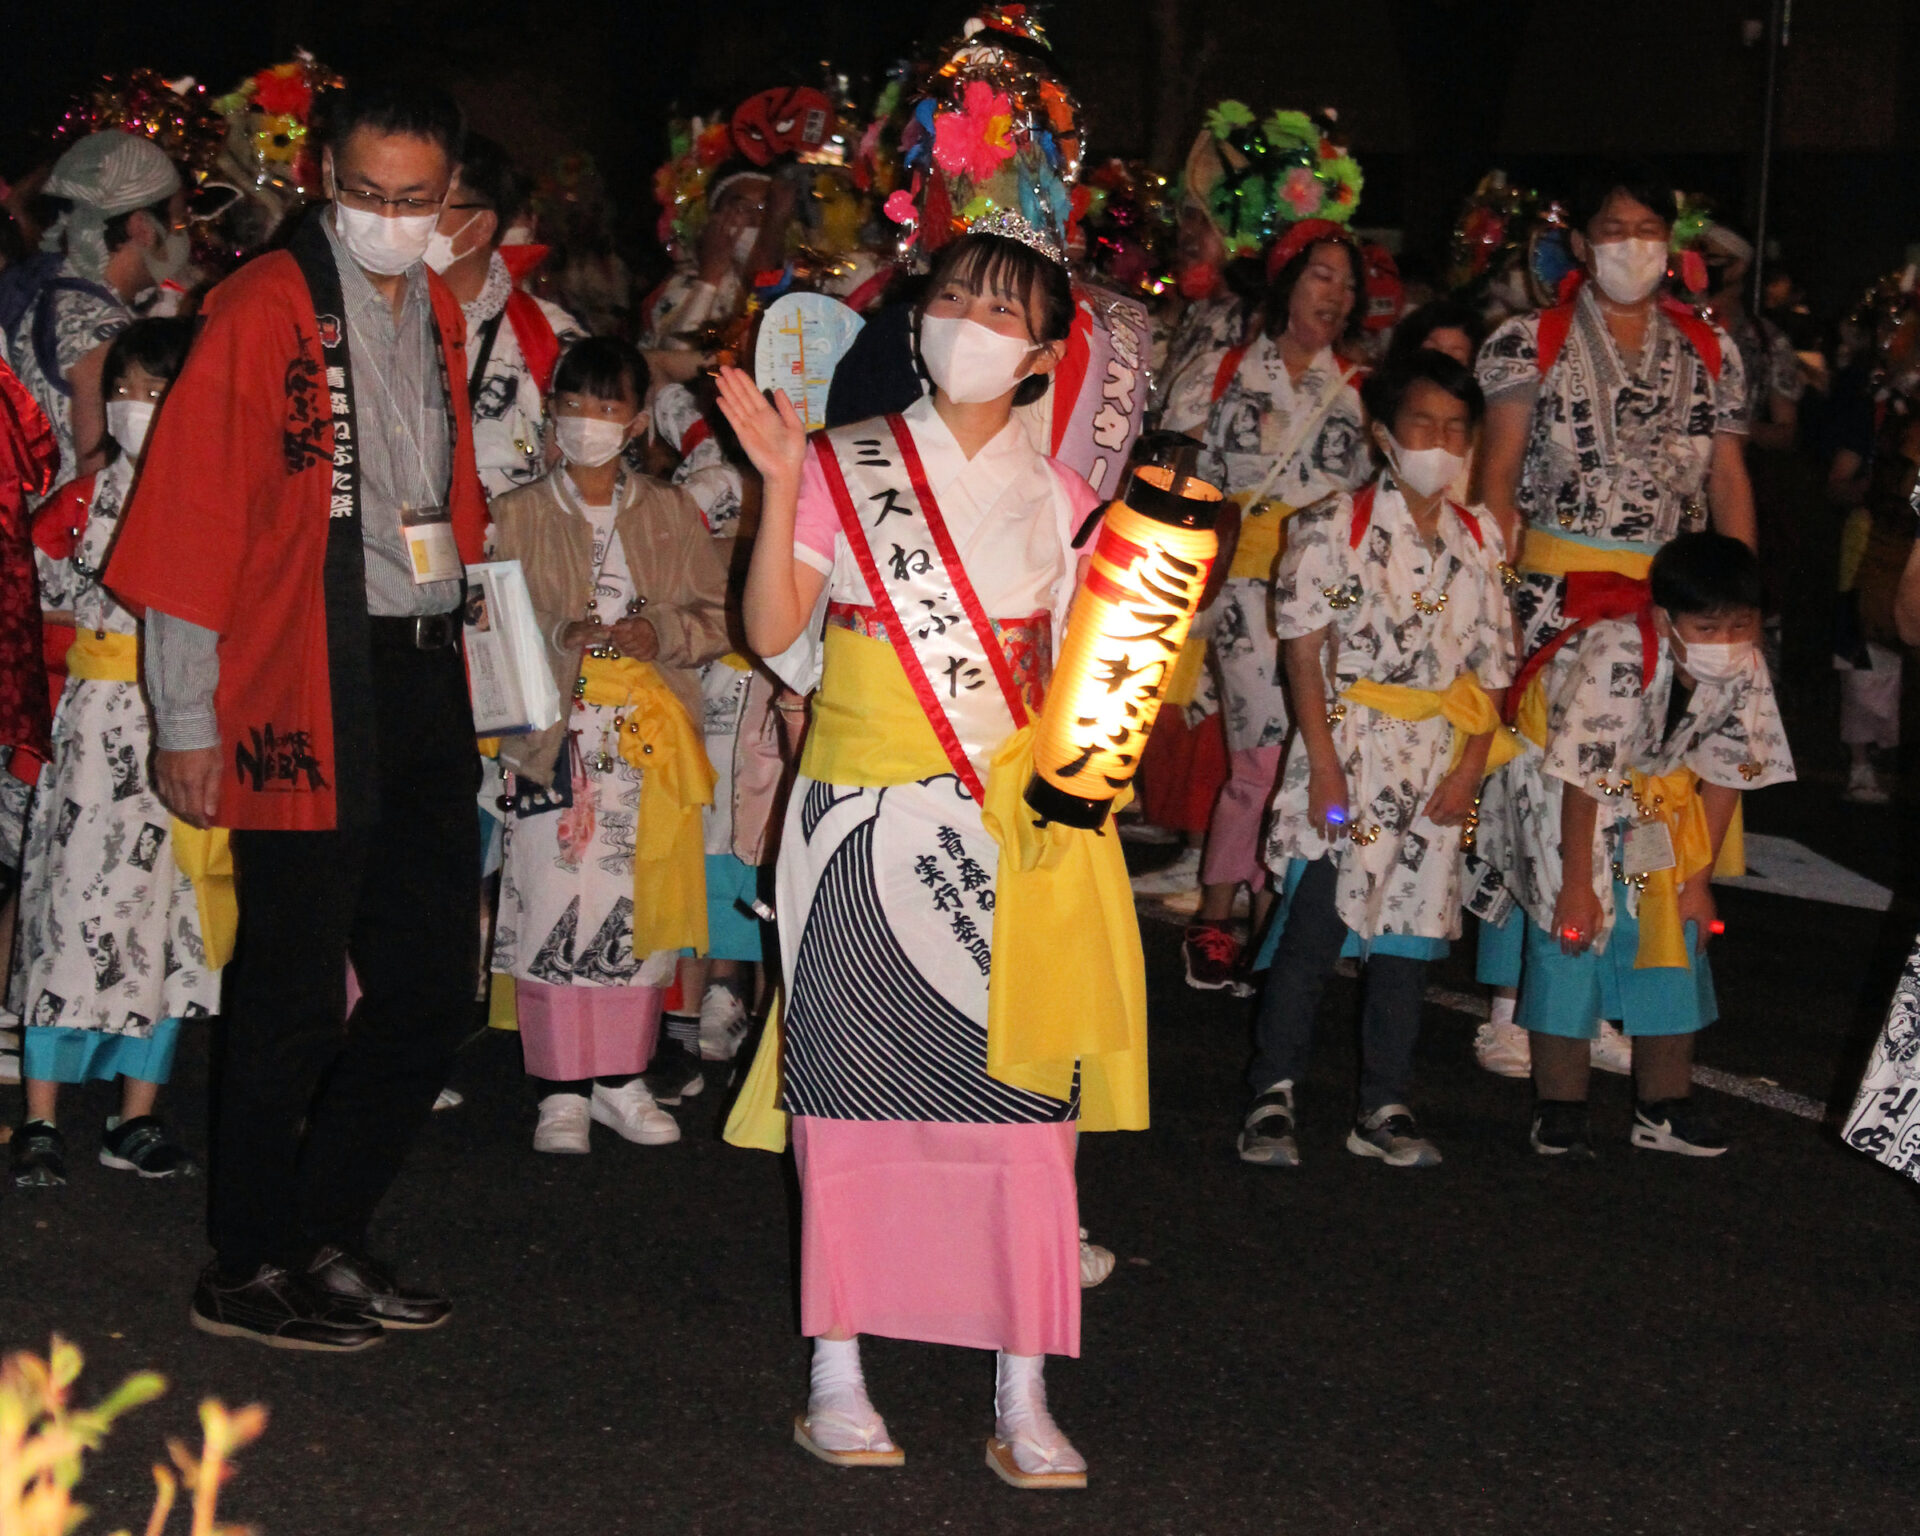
[578,654,715,956]
[1517,527,1654,582]
[1623,768,1744,970]
[1343,674,1522,775]
[725,625,1149,1149]
[64,632,236,970]
[1227,498,1297,581]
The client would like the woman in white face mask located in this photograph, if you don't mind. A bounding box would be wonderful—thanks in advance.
[11,317,215,1190]
[714,231,1119,1487]
[486,337,733,1157]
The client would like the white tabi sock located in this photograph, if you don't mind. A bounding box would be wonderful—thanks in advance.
[1489,994,1517,1029]
[806,1336,894,1453]
[993,1352,1086,1475]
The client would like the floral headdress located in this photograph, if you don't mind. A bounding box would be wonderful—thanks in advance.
[1080,157,1175,297]
[884,6,1083,267]
[653,114,738,255]
[1182,103,1362,261]
[211,51,342,195]
[50,69,228,180]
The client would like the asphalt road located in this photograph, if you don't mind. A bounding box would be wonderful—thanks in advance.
[6,515,1920,1533]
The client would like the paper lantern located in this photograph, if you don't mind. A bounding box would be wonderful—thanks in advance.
[1027,464,1222,829]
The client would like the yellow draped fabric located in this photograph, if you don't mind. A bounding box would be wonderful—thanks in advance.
[64,632,235,969]
[724,994,791,1151]
[1226,499,1297,581]
[716,651,755,672]
[488,972,518,1032]
[577,654,716,956]
[1621,769,1744,970]
[723,626,1151,1149]
[1342,674,1522,775]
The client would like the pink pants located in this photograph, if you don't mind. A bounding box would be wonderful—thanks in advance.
[1201,745,1282,891]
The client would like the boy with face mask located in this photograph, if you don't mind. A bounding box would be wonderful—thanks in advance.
[1236,352,1516,1171]
[11,319,214,1190]
[1474,532,1794,1159]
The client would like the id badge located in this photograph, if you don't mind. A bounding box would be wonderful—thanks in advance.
[402,504,463,585]
[1623,818,1676,878]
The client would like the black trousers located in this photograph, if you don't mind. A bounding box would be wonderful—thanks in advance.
[210,639,480,1273]
[1247,857,1428,1114]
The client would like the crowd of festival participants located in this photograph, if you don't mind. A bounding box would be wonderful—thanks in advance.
[0,3,1917,1492]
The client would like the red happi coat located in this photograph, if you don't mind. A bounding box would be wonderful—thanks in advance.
[0,360,58,775]
[106,229,488,831]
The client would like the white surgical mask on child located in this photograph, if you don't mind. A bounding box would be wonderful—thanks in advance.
[918,314,1037,404]
[555,415,630,468]
[1675,638,1757,685]
[332,201,439,277]
[425,213,484,275]
[733,227,761,266]
[106,400,156,458]
[1589,238,1669,305]
[1380,431,1467,500]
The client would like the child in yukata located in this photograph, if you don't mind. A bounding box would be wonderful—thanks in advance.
[1480,531,1794,1159]
[1237,351,1516,1171]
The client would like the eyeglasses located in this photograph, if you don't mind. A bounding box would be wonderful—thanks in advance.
[334,184,448,217]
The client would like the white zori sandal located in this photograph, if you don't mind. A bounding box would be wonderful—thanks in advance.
[793,1336,904,1467]
[986,1351,1086,1490]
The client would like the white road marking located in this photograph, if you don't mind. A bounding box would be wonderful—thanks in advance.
[1426,986,1826,1121]
[1713,834,1892,911]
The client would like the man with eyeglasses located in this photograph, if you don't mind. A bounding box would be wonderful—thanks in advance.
[109,80,490,1352]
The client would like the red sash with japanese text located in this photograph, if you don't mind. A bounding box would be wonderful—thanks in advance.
[812,415,1031,802]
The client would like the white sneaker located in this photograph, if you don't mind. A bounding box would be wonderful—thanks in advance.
[1078,1228,1115,1288]
[697,985,751,1062]
[532,1093,591,1154]
[1590,1021,1633,1076]
[1473,1019,1531,1078]
[590,1078,681,1145]
[1129,845,1201,897]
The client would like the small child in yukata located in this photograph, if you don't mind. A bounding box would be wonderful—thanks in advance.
[1480,532,1794,1158]
[1238,351,1515,1170]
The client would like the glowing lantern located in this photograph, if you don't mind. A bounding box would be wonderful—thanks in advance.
[1027,463,1222,829]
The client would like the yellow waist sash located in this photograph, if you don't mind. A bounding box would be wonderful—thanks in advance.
[1517,527,1654,581]
[578,654,716,956]
[64,632,235,970]
[1227,499,1297,582]
[1342,674,1521,775]
[1622,768,1744,970]
[725,626,1149,1148]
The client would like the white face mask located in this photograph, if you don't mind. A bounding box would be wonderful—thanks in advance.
[555,415,630,468]
[1674,636,1757,685]
[1589,237,1669,305]
[106,400,156,458]
[142,226,191,287]
[733,227,761,267]
[332,201,439,277]
[425,212,484,275]
[1380,431,1467,500]
[919,314,1038,405]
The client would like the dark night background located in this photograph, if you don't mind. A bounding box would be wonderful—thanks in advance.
[6,1,1918,323]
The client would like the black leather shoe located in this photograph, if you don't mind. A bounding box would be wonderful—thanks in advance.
[191,1262,385,1352]
[306,1245,452,1331]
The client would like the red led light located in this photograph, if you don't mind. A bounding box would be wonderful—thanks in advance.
[1709,919,1725,936]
